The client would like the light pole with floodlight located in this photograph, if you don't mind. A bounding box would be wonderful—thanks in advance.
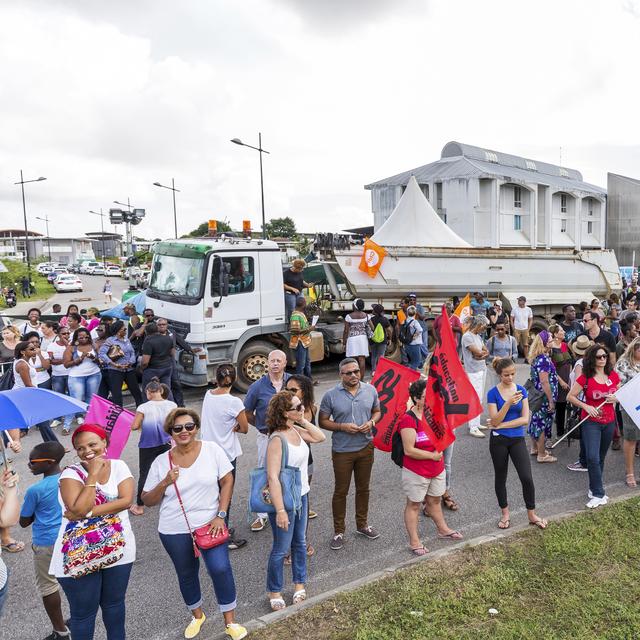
[153,179,179,238]
[14,171,46,282]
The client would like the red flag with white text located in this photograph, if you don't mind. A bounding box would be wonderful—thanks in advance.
[371,358,421,452]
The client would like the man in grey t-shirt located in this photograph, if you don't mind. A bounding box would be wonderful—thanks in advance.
[319,358,381,551]
[461,315,489,438]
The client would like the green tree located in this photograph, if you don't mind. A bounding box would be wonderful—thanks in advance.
[265,216,296,238]
[184,220,232,238]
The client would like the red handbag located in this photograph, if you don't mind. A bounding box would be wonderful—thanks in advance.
[168,453,229,558]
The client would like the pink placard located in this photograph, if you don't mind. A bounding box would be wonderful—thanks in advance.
[85,395,135,460]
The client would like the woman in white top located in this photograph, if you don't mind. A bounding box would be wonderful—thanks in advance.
[52,424,136,640]
[129,378,177,516]
[265,390,325,611]
[200,364,248,549]
[142,408,247,640]
[343,298,369,379]
[47,325,74,434]
[63,328,102,426]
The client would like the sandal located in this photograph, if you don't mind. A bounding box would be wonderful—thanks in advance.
[442,494,459,511]
[626,474,637,488]
[410,545,429,556]
[437,530,463,540]
[269,597,286,611]
[1,540,25,553]
[292,589,307,604]
[529,518,548,530]
[497,518,511,530]
[537,454,557,463]
[306,543,315,557]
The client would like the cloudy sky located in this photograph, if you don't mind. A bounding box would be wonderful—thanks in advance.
[1,0,639,241]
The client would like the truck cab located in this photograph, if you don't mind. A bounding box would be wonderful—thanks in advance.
[146,237,289,391]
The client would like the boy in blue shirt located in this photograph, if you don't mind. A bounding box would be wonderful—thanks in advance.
[19,442,69,640]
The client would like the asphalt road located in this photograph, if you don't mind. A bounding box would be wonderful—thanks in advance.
[2,362,636,640]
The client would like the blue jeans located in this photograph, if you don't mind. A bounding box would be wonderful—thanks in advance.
[285,293,303,324]
[295,342,311,378]
[443,442,454,491]
[142,366,174,401]
[267,494,308,592]
[68,373,102,417]
[369,342,386,374]
[405,344,423,370]
[159,533,237,613]
[581,420,615,498]
[58,562,132,640]
[51,375,74,429]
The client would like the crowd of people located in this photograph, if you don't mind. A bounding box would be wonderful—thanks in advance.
[1,276,639,640]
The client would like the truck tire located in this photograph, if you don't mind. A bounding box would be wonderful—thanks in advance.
[236,340,275,393]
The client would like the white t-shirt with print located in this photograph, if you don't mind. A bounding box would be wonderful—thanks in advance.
[511,305,533,330]
[200,392,245,461]
[49,460,136,577]
[143,441,233,535]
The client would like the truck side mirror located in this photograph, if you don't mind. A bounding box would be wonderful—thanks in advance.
[212,255,230,307]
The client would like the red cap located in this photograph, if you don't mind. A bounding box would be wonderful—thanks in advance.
[71,423,108,447]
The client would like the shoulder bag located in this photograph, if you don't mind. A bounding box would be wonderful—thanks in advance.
[61,465,126,578]
[106,340,125,361]
[249,432,302,517]
[168,452,229,558]
[523,377,545,414]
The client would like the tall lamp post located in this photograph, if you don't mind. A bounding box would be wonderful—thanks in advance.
[113,199,134,257]
[153,179,179,238]
[35,215,52,263]
[14,171,46,282]
[231,133,269,239]
[89,209,108,269]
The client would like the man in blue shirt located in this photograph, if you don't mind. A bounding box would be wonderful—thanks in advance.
[19,441,68,640]
[408,293,429,352]
[471,292,492,317]
[244,349,290,532]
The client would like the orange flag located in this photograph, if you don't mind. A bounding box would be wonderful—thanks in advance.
[454,293,471,332]
[358,239,386,278]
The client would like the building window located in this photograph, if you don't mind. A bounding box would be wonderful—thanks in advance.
[559,168,569,177]
[587,221,593,234]
[526,160,537,171]
[514,186,522,209]
[588,200,594,216]
[514,214,522,231]
[435,182,443,211]
[561,219,567,233]
[484,151,498,163]
[560,194,567,213]
[420,184,429,200]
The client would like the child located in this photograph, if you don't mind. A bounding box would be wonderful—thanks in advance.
[19,442,69,639]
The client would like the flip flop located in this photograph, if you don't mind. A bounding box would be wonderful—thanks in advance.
[442,494,459,511]
[529,518,548,530]
[437,530,463,540]
[626,474,638,488]
[292,589,307,604]
[537,454,557,463]
[410,545,429,556]
[1,541,25,553]
[497,519,511,530]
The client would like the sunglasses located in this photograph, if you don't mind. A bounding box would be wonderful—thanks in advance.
[341,370,360,376]
[28,458,56,466]
[287,403,304,412]
[595,353,607,359]
[170,422,197,434]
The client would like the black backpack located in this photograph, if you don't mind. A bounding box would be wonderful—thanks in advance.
[399,319,416,346]
[391,411,419,467]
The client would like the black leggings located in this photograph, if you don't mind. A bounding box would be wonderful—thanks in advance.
[137,443,171,505]
[489,434,536,510]
[555,401,567,437]
[107,369,143,407]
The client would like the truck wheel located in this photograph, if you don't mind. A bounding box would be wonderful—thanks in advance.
[236,341,274,393]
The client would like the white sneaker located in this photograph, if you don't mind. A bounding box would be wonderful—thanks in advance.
[469,428,486,439]
[586,496,607,509]
[50,420,61,427]
[478,423,489,430]
[587,490,608,502]
[76,416,84,426]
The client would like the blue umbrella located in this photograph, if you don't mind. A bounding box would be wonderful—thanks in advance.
[101,291,146,320]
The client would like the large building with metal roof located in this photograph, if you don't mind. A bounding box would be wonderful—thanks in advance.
[365,141,606,249]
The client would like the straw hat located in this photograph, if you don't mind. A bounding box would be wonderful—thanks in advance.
[571,335,593,356]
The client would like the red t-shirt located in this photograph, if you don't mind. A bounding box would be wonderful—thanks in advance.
[433,314,462,345]
[397,412,445,478]
[575,371,620,424]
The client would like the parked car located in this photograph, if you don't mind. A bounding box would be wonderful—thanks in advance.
[47,269,68,283]
[92,264,106,275]
[37,263,53,275]
[54,274,83,293]
[83,261,100,274]
[105,264,121,277]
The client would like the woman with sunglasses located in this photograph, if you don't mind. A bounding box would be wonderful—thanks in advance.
[142,408,247,640]
[568,344,620,509]
[64,328,102,427]
[51,423,136,640]
[264,390,325,611]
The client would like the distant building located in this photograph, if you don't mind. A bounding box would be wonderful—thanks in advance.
[0,229,96,264]
[86,231,124,260]
[606,172,640,267]
[365,141,606,250]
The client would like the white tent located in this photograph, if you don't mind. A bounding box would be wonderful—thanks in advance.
[371,175,471,248]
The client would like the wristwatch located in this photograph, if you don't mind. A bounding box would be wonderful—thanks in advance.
[216,510,227,519]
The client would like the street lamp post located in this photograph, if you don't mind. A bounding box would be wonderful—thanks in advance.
[14,171,46,283]
[89,209,107,269]
[113,199,134,257]
[231,133,270,239]
[35,215,52,263]
[153,179,179,238]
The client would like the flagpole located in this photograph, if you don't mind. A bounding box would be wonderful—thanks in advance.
[549,400,608,449]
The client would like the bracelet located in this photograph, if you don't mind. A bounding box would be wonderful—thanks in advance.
[85,483,97,488]
[277,509,286,513]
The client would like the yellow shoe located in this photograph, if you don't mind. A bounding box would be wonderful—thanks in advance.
[184,614,206,639]
[225,623,248,640]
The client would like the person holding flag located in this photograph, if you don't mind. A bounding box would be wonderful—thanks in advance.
[487,358,547,530]
[461,316,490,438]
[398,378,463,556]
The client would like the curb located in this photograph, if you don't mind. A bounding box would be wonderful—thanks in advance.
[201,492,638,639]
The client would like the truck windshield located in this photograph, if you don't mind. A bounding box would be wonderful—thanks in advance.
[148,254,205,298]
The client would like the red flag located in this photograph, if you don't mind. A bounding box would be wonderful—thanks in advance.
[423,305,483,450]
[371,358,421,452]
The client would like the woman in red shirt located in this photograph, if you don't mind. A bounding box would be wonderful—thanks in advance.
[399,379,463,556]
[567,344,620,509]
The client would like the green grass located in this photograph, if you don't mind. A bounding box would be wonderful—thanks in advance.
[253,498,640,640]
[0,273,55,307]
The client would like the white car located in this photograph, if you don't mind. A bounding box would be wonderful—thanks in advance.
[54,274,83,292]
[83,261,101,274]
[37,263,53,274]
[91,264,106,275]
[105,265,121,277]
